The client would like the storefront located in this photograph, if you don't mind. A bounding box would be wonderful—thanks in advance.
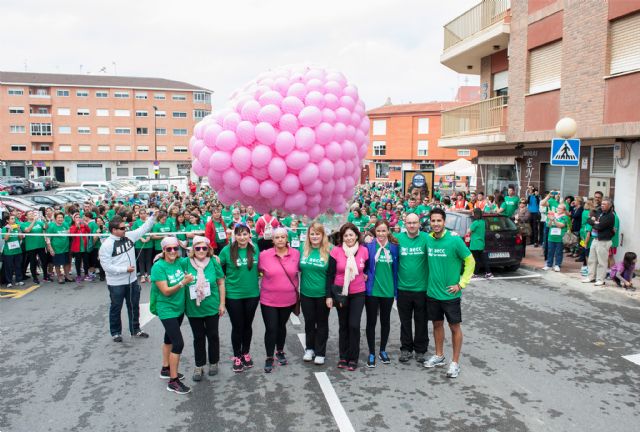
[477,155,519,195]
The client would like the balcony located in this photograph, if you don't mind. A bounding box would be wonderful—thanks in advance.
[438,95,508,148]
[441,0,510,74]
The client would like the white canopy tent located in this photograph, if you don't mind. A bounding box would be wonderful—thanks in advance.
[435,158,477,177]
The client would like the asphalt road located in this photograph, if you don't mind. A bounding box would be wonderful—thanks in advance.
[1,270,639,432]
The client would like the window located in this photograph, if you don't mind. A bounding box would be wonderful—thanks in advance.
[58,126,71,134]
[115,145,131,152]
[36,107,49,114]
[194,109,211,119]
[59,145,72,152]
[36,144,51,152]
[96,109,109,117]
[57,89,70,97]
[10,125,25,133]
[373,140,386,156]
[154,93,166,100]
[372,120,387,135]
[77,108,90,116]
[117,167,129,176]
[57,108,70,116]
[76,90,89,97]
[610,13,640,75]
[173,128,188,136]
[114,109,130,117]
[493,70,509,96]
[114,128,131,135]
[375,162,390,178]
[96,91,108,98]
[114,91,129,98]
[529,40,562,94]
[135,92,148,99]
[457,149,471,157]
[172,94,186,101]
[10,145,27,152]
[156,128,167,135]
[98,145,110,152]
[417,140,429,156]
[157,146,167,153]
[30,123,52,136]
[135,110,148,117]
[137,146,150,152]
[78,127,91,134]
[591,146,615,176]
[418,118,430,134]
[78,145,91,152]
[155,110,166,117]
[136,127,149,135]
[8,88,24,95]
[97,127,110,135]
[174,146,188,153]
[133,167,148,176]
[9,106,24,114]
[172,111,187,118]
[193,92,211,103]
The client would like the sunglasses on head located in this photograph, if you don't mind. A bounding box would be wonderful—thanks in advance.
[164,246,180,252]
[193,246,208,251]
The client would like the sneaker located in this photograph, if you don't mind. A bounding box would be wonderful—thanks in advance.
[485,273,494,279]
[415,353,426,364]
[264,357,275,373]
[446,362,460,378]
[314,356,325,365]
[76,276,83,283]
[6,283,12,288]
[595,280,605,286]
[303,349,315,362]
[232,357,244,373]
[112,334,123,343]
[471,274,483,280]
[16,281,25,286]
[581,278,595,283]
[337,359,348,369]
[242,353,254,368]
[209,363,218,376]
[424,354,446,368]
[347,361,358,371]
[275,351,288,366]
[133,330,149,338]
[167,378,191,394]
[553,266,560,272]
[399,350,412,363]
[192,366,204,382]
[33,278,40,284]
[159,367,184,380]
[379,351,390,364]
[541,266,550,271]
[83,275,93,282]
[366,354,376,368]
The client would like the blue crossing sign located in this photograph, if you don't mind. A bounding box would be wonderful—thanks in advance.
[550,138,580,166]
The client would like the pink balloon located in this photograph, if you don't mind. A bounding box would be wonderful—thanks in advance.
[307,190,323,204]
[298,106,322,128]
[344,159,355,176]
[287,82,307,99]
[223,112,242,131]
[315,122,334,145]
[307,207,320,219]
[321,108,337,125]
[285,191,306,209]
[222,169,241,188]
[333,123,347,142]
[342,140,357,159]
[295,127,315,150]
[285,150,310,171]
[257,104,282,125]
[334,160,346,178]
[324,81,342,97]
[192,139,205,158]
[204,124,223,147]
[216,131,238,152]
[236,121,255,145]
[335,107,351,124]
[325,142,342,161]
[281,96,304,115]
[255,122,276,145]
[232,147,252,173]
[193,159,206,176]
[275,131,296,156]
[268,157,287,182]
[309,145,325,163]
[343,85,358,99]
[318,159,335,182]
[251,166,270,181]
[281,174,300,194]
[346,125,356,139]
[259,180,279,199]
[333,202,347,214]
[270,192,285,207]
[335,178,346,194]
[324,93,340,110]
[251,145,272,168]
[209,173,224,190]
[279,114,299,134]
[340,95,356,111]
[194,122,206,140]
[217,190,235,206]
[258,90,283,107]
[240,100,261,122]
[305,78,323,92]
[240,176,260,196]
[199,147,213,168]
[299,163,319,185]
[305,91,325,109]
[274,77,290,96]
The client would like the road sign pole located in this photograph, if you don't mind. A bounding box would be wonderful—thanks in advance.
[560,166,565,198]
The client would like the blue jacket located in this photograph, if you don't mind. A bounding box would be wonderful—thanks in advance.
[365,241,399,298]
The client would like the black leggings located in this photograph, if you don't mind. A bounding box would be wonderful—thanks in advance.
[258,239,273,251]
[365,296,394,354]
[261,304,293,357]
[138,248,154,276]
[73,252,90,276]
[336,292,366,363]
[471,249,490,274]
[188,314,220,367]
[26,248,47,280]
[226,296,259,357]
[300,295,330,356]
[161,314,185,354]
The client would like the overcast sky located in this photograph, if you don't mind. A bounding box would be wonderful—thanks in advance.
[1,0,480,110]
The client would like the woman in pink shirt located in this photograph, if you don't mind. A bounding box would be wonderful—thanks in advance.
[258,227,300,373]
[327,223,369,371]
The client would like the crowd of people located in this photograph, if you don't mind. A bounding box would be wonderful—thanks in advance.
[0,180,635,396]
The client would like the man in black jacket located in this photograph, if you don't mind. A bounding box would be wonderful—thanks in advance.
[582,198,615,286]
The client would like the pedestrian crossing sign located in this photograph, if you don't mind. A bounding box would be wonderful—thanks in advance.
[550,138,580,166]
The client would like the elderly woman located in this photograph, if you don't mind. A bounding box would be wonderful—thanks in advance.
[258,227,301,373]
[182,236,226,382]
[515,199,531,257]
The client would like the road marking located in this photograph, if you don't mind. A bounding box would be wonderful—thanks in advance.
[12,284,41,299]
[474,274,542,281]
[290,313,301,326]
[393,300,397,311]
[139,303,155,328]
[297,333,306,350]
[0,285,41,299]
[315,372,355,432]
[622,353,640,366]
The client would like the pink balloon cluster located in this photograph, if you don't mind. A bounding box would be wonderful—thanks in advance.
[190,65,369,218]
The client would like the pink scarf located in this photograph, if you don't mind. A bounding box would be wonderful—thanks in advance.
[189,257,210,306]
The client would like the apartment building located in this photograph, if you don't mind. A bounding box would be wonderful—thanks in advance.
[0,71,212,182]
[438,0,640,258]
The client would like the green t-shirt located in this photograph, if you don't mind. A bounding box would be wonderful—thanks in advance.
[501,196,519,217]
[218,245,259,299]
[281,215,293,227]
[352,215,369,231]
[372,243,394,298]
[186,223,205,247]
[484,203,498,213]
[287,230,302,250]
[132,219,153,249]
[90,221,107,250]
[547,214,569,243]
[181,257,224,318]
[21,220,46,251]
[106,209,116,221]
[175,223,187,242]
[246,213,260,223]
[612,212,620,247]
[2,225,22,256]
[221,209,233,226]
[152,221,173,250]
[469,219,486,251]
[396,232,428,292]
[150,259,186,319]
[417,205,431,222]
[299,247,330,298]
[426,230,471,300]
[47,222,70,254]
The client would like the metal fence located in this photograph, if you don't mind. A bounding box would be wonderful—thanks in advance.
[444,0,510,51]
[441,96,508,137]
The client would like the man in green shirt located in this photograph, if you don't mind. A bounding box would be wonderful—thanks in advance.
[423,208,474,379]
[498,186,519,218]
[396,213,429,363]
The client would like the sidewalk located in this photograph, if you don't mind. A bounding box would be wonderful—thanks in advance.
[520,244,583,275]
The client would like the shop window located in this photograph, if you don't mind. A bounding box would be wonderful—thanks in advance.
[375,162,390,178]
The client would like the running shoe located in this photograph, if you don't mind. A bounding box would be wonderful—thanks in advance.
[303,349,315,362]
[446,362,460,378]
[379,351,391,364]
[347,361,358,371]
[242,353,254,368]
[581,278,595,283]
[159,367,184,380]
[541,266,550,271]
[167,378,191,394]
[208,363,218,376]
[112,334,123,343]
[337,359,348,369]
[6,283,12,288]
[553,266,561,272]
[232,357,244,373]
[264,357,275,373]
[33,278,40,284]
[314,356,325,365]
[133,330,149,338]
[275,351,288,366]
[485,273,494,279]
[192,366,204,382]
[366,354,376,368]
[16,281,25,286]
[399,350,412,363]
[76,276,83,283]
[595,280,605,286]
[423,354,446,368]
[415,353,426,364]
[471,274,483,280]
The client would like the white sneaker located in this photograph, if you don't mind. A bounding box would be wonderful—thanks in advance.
[423,354,446,368]
[446,362,460,378]
[303,349,315,362]
[595,280,605,286]
[553,266,560,272]
[542,266,550,271]
[581,278,594,283]
[314,356,325,365]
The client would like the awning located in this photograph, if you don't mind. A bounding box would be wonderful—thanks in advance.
[477,156,517,165]
[435,158,476,177]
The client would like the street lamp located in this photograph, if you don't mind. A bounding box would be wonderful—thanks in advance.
[153,105,158,179]
[554,117,577,197]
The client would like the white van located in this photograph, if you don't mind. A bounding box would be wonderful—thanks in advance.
[137,176,189,194]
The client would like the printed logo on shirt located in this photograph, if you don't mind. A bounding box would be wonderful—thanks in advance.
[236,257,249,267]
[166,269,185,285]
[112,237,134,257]
[301,255,325,268]
[400,246,424,256]
[427,247,448,258]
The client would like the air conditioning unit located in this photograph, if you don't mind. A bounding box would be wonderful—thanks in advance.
[25,161,33,166]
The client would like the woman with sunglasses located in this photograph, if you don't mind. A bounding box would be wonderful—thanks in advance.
[150,236,194,394]
[219,224,260,373]
[182,236,226,382]
[258,227,300,373]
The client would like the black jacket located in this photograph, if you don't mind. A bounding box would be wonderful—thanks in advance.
[593,209,615,241]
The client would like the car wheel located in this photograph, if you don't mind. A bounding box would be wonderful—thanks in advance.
[15,187,24,195]
[504,264,520,272]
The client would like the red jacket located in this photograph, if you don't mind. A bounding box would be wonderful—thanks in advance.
[255,214,280,238]
[205,218,229,250]
[70,223,91,252]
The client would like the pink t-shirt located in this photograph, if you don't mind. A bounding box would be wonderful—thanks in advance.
[330,245,369,294]
[258,247,300,307]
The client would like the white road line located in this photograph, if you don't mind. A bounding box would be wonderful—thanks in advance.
[290,313,301,325]
[474,274,542,281]
[315,372,355,432]
[297,333,306,350]
[622,353,640,366]
[393,300,397,311]
[139,303,155,328]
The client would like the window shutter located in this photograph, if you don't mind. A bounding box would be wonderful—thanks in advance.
[592,147,615,176]
[529,41,562,94]
[610,13,640,75]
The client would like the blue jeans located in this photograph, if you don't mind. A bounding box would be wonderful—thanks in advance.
[108,281,141,336]
[547,241,564,267]
[3,253,23,284]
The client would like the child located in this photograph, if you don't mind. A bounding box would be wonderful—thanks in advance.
[609,252,636,290]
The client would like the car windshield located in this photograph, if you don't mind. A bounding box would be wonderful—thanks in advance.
[485,216,517,231]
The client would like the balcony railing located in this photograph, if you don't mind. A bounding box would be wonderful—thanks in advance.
[444,0,510,51]
[441,95,507,137]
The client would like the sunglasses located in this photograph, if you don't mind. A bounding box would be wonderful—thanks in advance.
[116,226,127,231]
[164,247,180,252]
[193,246,208,251]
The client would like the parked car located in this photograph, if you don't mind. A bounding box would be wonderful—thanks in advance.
[31,176,59,190]
[25,194,69,207]
[0,177,32,195]
[28,179,45,192]
[55,191,91,203]
[0,195,41,208]
[56,187,103,202]
[118,192,151,205]
[0,182,12,194]
[0,199,39,222]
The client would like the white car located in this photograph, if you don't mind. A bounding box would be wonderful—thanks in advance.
[56,187,103,202]
[28,179,45,192]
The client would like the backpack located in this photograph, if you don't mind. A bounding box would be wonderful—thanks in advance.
[262,216,274,240]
